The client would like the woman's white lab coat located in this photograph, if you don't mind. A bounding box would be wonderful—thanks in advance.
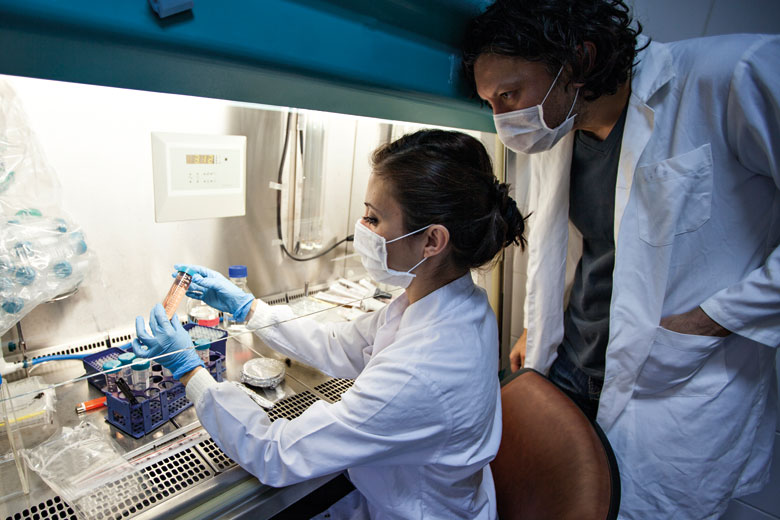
[519,34,780,519]
[185,273,501,519]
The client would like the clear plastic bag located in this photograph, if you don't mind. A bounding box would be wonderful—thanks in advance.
[0,376,56,438]
[0,82,61,216]
[0,378,30,498]
[22,421,156,520]
[0,80,96,336]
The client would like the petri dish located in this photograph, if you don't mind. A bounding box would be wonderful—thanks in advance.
[241,358,286,388]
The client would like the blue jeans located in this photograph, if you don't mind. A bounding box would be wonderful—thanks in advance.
[547,346,603,422]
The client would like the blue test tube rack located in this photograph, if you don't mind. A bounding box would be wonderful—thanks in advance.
[82,324,227,438]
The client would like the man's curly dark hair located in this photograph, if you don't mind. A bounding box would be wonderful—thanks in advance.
[462,0,647,101]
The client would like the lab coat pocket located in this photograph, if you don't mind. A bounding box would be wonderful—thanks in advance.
[634,326,726,397]
[635,144,713,246]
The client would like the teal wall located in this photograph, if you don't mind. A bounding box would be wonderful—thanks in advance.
[0,0,494,131]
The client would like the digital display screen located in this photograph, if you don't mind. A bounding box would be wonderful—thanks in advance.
[186,154,215,164]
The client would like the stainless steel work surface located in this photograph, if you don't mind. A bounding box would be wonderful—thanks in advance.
[0,327,355,520]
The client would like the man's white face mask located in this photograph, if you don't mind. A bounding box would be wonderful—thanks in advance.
[493,65,579,154]
[353,219,430,289]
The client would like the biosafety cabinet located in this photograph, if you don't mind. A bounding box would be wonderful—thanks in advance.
[0,2,518,519]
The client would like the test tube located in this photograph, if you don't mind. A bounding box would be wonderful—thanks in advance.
[194,339,210,364]
[102,359,121,393]
[163,267,196,320]
[117,352,136,387]
[131,359,151,392]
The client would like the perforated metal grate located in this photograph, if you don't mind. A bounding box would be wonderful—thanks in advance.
[139,448,213,506]
[5,448,214,520]
[261,282,329,307]
[314,378,355,403]
[197,437,236,473]
[108,332,133,347]
[4,495,77,520]
[266,391,320,422]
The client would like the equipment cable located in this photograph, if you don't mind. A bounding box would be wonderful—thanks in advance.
[276,111,353,262]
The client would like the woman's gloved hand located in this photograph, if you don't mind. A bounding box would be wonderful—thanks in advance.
[133,304,204,380]
[174,264,254,321]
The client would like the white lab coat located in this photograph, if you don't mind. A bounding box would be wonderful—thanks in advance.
[520,34,780,519]
[186,273,501,520]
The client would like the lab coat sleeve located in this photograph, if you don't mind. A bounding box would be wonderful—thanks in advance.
[700,36,780,347]
[189,359,450,487]
[247,299,384,379]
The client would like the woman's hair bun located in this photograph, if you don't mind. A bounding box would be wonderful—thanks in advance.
[493,181,527,250]
[371,129,528,270]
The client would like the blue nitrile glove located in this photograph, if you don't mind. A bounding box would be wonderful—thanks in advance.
[133,304,204,380]
[173,264,254,321]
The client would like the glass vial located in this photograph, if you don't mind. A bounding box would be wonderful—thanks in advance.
[163,267,195,320]
[117,352,136,386]
[226,265,249,329]
[194,339,210,364]
[102,359,121,393]
[131,359,151,392]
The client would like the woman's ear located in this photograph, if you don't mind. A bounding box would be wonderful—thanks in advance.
[423,225,450,258]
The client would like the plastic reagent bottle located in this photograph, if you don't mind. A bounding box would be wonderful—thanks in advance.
[102,359,121,393]
[226,265,249,329]
[163,267,195,320]
[187,299,219,327]
[131,359,151,392]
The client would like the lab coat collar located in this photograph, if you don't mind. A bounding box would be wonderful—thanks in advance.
[630,36,675,104]
[399,272,477,328]
[523,38,672,390]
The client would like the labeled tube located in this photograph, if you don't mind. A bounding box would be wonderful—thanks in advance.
[131,359,151,392]
[117,352,136,386]
[163,268,195,320]
[102,359,121,393]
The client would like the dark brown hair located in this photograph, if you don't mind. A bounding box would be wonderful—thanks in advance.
[372,129,526,270]
[462,0,646,102]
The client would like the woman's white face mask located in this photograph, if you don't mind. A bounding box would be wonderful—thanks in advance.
[353,219,430,289]
[493,66,579,154]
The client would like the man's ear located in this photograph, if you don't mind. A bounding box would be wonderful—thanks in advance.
[572,42,596,88]
[423,224,450,258]
[574,41,597,88]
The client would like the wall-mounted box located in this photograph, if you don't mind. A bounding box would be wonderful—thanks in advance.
[151,132,246,222]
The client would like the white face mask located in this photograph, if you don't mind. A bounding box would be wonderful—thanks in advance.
[493,66,579,154]
[353,219,431,289]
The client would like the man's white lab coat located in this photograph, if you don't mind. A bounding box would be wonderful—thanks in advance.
[186,273,501,519]
[520,34,780,519]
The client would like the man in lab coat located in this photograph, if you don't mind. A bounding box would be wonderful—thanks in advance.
[463,0,779,518]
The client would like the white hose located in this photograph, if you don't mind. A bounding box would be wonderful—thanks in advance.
[0,348,24,377]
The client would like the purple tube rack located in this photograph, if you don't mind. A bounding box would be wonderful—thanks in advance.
[81,325,228,438]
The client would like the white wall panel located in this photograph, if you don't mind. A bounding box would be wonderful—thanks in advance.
[627,0,715,42]
[629,0,780,42]
[706,0,780,36]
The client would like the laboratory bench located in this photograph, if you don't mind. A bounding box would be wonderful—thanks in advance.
[0,329,355,520]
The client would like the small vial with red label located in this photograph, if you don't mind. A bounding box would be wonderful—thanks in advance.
[163,267,196,320]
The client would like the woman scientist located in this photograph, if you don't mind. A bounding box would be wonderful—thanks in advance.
[133,129,526,519]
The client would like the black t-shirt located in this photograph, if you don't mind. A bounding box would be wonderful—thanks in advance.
[560,106,628,379]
